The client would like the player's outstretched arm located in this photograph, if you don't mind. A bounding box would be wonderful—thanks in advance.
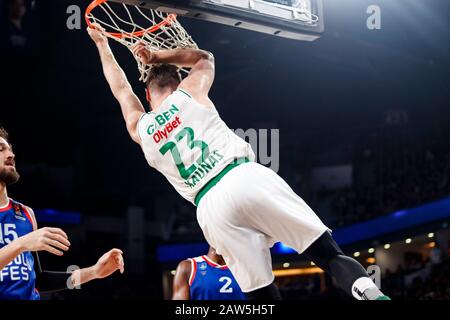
[0,209,70,270]
[172,259,191,300]
[69,248,125,288]
[33,248,124,293]
[21,207,124,293]
[88,24,145,144]
[133,44,215,105]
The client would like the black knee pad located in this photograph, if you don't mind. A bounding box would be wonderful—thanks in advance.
[302,231,344,272]
[302,232,370,296]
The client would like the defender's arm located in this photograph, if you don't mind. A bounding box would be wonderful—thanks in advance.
[24,207,124,292]
[172,259,192,300]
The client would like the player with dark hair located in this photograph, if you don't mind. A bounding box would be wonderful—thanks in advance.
[88,24,390,300]
[0,127,125,300]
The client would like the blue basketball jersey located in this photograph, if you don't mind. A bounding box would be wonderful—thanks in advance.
[0,199,40,300]
[189,255,245,300]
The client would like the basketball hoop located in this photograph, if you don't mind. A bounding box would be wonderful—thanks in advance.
[85,0,198,82]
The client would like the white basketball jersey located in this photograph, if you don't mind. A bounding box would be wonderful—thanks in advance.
[137,89,255,204]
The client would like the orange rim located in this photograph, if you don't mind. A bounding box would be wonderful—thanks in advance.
[85,0,177,39]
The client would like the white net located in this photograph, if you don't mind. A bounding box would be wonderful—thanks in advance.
[86,0,198,82]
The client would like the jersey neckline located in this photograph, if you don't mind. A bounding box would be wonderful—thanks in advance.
[0,198,12,212]
[202,255,228,270]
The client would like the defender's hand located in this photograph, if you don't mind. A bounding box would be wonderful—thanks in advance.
[16,227,71,256]
[87,23,108,46]
[93,248,124,279]
[132,42,155,65]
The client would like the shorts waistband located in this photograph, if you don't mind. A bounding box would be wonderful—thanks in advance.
[194,157,250,206]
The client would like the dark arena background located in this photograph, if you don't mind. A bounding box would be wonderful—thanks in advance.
[1,0,450,303]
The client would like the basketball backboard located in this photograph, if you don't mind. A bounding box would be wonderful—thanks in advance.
[110,0,324,41]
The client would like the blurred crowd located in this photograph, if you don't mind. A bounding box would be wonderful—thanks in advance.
[277,249,450,300]
[383,250,450,300]
[331,148,450,227]
[1,0,38,55]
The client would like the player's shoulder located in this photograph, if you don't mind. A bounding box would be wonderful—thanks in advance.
[136,110,155,138]
[177,259,193,271]
[175,88,193,100]
[174,259,193,281]
[9,199,37,228]
[9,198,31,211]
[165,88,196,107]
[175,86,215,109]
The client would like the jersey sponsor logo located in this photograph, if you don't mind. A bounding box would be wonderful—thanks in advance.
[152,116,182,143]
[198,262,207,276]
[0,253,33,282]
[12,204,26,221]
[145,105,183,143]
[146,105,180,134]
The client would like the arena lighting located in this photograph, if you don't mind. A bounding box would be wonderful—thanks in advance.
[405,238,412,244]
[310,262,315,266]
[366,257,376,264]
[426,242,436,248]
[274,242,296,254]
[170,270,176,275]
[384,244,391,249]
[354,252,360,257]
[283,262,290,268]
[428,232,434,238]
[273,267,324,277]
[368,248,375,254]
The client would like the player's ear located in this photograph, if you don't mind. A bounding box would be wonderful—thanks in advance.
[145,88,151,103]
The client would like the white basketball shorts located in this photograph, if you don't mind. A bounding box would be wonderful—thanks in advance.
[196,161,330,292]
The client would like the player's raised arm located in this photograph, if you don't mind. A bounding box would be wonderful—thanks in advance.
[172,259,191,300]
[133,44,215,103]
[88,24,145,144]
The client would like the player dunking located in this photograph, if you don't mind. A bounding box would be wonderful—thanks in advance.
[172,246,245,300]
[88,24,390,300]
[0,127,125,299]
